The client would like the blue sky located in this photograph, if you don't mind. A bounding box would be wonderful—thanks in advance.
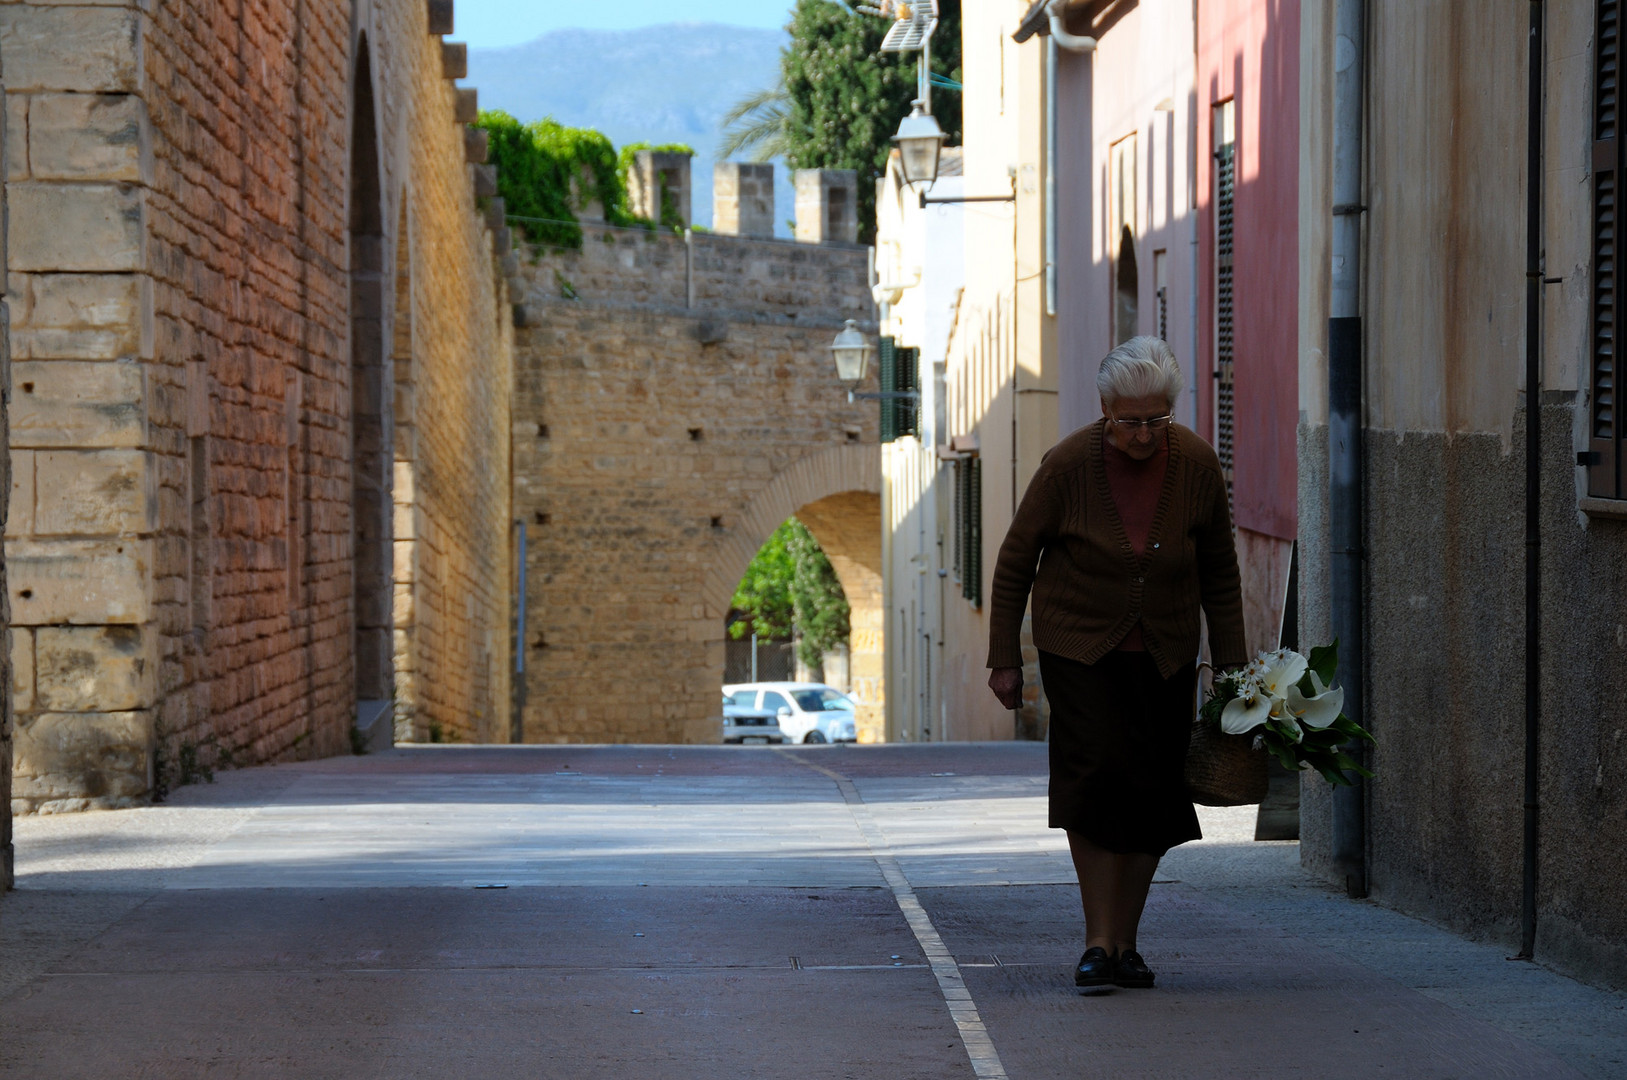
[455,0,795,48]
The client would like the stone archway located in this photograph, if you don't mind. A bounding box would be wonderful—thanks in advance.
[701,445,884,741]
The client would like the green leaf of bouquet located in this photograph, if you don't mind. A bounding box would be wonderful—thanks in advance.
[1333,751,1365,772]
[1321,764,1353,786]
[1308,639,1340,687]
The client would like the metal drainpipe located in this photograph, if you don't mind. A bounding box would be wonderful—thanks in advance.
[1044,1,1097,318]
[1046,37,1059,317]
[1328,0,1368,899]
[1519,0,1545,961]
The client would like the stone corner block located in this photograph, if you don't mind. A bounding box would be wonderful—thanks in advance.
[29,93,151,183]
[11,360,146,448]
[12,627,36,713]
[6,537,153,625]
[0,6,143,94]
[35,448,154,535]
[12,272,153,361]
[35,624,156,711]
[9,182,145,272]
[12,709,153,805]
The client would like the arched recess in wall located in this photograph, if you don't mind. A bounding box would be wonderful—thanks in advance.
[350,32,394,709]
[701,444,886,740]
[1115,224,1139,346]
[389,196,419,737]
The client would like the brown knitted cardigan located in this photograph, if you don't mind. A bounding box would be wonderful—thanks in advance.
[985,419,1247,678]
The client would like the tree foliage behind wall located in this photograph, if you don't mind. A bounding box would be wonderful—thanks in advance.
[781,0,961,243]
[729,519,850,667]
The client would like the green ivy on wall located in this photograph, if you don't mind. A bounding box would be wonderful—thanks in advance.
[477,110,694,248]
[617,142,696,230]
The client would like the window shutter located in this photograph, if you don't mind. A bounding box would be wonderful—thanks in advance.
[1214,134,1237,502]
[897,347,920,438]
[965,457,982,607]
[1593,0,1622,498]
[879,336,898,443]
[951,456,983,605]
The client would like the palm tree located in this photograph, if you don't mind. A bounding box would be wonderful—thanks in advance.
[718,83,791,163]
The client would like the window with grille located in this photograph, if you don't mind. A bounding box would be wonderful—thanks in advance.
[1213,100,1237,501]
[1592,0,1623,497]
[954,457,982,607]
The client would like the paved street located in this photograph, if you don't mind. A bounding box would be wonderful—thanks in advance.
[1,744,1622,1079]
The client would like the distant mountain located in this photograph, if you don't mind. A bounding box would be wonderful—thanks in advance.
[466,23,793,233]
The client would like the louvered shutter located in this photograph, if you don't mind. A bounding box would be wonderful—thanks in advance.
[959,457,983,606]
[897,347,920,438]
[1593,0,1622,498]
[1215,137,1237,503]
[879,336,898,443]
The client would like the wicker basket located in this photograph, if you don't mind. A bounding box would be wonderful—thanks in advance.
[1184,716,1269,807]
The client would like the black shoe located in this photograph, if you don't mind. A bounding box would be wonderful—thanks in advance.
[1074,946,1114,988]
[1113,949,1156,988]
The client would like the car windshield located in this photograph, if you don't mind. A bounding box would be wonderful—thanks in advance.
[792,689,851,712]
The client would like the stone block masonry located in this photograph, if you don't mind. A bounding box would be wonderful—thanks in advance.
[1,41,12,885]
[513,222,883,744]
[2,0,515,814]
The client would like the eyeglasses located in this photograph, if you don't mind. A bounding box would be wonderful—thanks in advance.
[1109,413,1173,432]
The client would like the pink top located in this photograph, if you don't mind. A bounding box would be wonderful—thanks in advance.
[1102,433,1171,651]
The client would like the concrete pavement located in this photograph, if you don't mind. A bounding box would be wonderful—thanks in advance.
[1,743,1622,1078]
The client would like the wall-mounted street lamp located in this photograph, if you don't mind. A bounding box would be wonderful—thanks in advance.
[829,319,919,403]
[892,100,946,187]
[829,319,874,383]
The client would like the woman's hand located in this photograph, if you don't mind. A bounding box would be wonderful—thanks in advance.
[988,667,1023,710]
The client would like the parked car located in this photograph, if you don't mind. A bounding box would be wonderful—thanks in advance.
[721,682,858,744]
[721,692,785,744]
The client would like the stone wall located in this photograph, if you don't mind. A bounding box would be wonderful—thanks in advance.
[512,222,880,743]
[368,0,515,745]
[0,42,10,884]
[1,0,514,812]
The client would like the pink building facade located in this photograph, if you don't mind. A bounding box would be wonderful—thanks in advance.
[1037,0,1301,652]
[1196,0,1301,646]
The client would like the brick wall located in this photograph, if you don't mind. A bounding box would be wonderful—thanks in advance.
[1,0,513,811]
[513,225,881,743]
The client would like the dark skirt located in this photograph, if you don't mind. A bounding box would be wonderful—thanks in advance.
[1040,649,1202,857]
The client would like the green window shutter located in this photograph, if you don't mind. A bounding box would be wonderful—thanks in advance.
[898,347,920,438]
[1592,0,1622,497]
[953,460,966,583]
[879,336,897,443]
[965,457,982,607]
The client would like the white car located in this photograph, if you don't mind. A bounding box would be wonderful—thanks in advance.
[721,693,785,744]
[721,682,858,744]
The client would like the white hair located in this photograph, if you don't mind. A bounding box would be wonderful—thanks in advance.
[1096,336,1185,409]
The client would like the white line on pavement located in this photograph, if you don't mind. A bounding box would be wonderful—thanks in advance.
[780,751,1010,1080]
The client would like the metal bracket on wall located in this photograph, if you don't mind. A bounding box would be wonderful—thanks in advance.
[918,193,1017,209]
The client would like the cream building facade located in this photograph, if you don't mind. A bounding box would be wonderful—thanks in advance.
[876,2,1058,744]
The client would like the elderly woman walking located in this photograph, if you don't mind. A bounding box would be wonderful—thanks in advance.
[986,336,1245,990]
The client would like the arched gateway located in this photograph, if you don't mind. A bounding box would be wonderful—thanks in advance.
[702,446,883,741]
[510,202,883,745]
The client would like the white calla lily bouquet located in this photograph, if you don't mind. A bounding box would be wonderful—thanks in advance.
[1199,641,1375,786]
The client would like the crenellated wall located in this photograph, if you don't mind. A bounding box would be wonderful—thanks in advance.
[511,219,881,744]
